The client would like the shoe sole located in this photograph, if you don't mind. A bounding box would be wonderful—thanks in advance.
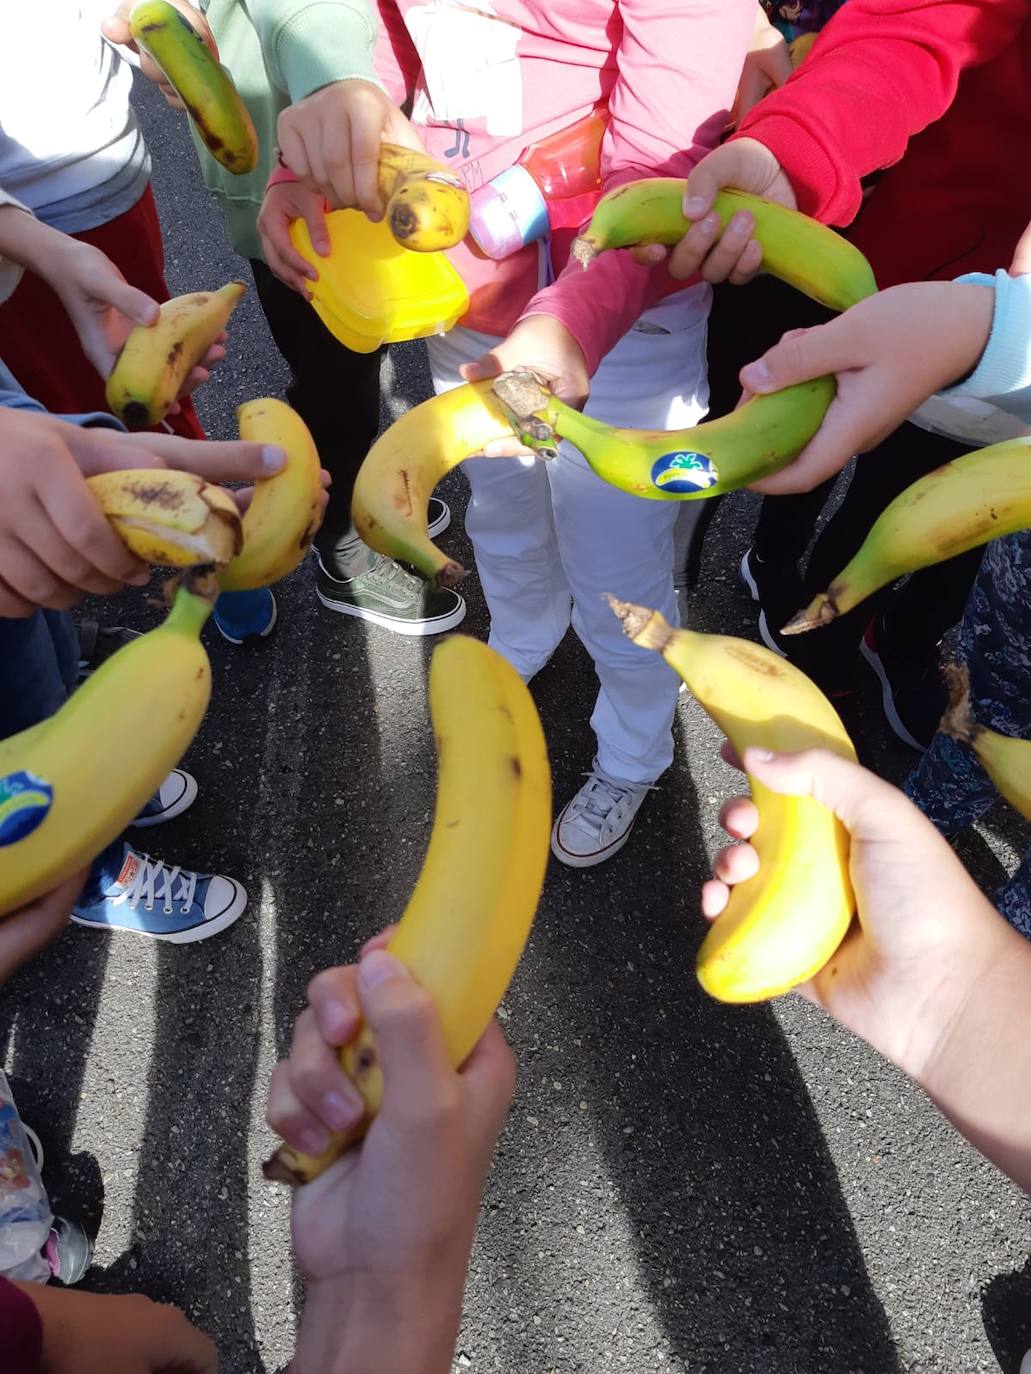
[858,630,925,751]
[757,610,786,658]
[131,772,199,828]
[739,549,761,602]
[316,588,467,636]
[427,504,451,539]
[214,596,278,646]
[70,882,247,944]
[549,806,637,869]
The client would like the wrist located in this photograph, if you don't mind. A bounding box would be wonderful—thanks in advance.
[294,1265,466,1374]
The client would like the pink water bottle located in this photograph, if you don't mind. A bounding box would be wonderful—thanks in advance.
[469,105,608,260]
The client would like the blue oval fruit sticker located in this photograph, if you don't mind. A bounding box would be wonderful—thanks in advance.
[0,771,54,846]
[650,450,718,495]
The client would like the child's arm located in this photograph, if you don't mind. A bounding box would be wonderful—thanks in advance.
[269,940,515,1374]
[707,746,1031,1194]
[653,0,1028,284]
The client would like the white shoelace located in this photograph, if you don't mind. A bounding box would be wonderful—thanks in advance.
[568,772,654,842]
[112,852,198,916]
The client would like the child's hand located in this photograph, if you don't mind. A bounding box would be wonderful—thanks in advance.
[704,745,1009,1079]
[102,1,218,110]
[632,138,796,285]
[735,280,996,493]
[0,872,86,983]
[268,942,515,1374]
[731,4,793,127]
[256,181,331,297]
[0,409,288,616]
[14,1283,217,1373]
[460,315,590,458]
[277,79,424,219]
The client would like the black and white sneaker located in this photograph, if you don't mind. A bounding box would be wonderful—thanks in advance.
[76,620,141,680]
[316,551,466,636]
[859,616,946,751]
[427,497,451,539]
[739,547,805,656]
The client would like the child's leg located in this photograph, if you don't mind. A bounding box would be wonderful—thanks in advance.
[550,286,710,783]
[0,612,79,737]
[0,186,203,440]
[426,327,573,679]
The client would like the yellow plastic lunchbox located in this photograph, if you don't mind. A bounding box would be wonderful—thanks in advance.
[289,209,469,354]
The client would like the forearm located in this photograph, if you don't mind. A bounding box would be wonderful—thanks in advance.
[0,205,73,283]
[293,1273,465,1374]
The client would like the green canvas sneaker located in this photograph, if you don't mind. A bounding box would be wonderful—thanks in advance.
[316,550,466,635]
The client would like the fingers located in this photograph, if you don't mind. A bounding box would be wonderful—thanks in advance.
[20,489,145,592]
[681,158,722,223]
[712,838,761,887]
[122,435,286,482]
[481,437,536,459]
[718,794,759,840]
[147,1301,219,1374]
[258,203,318,295]
[97,273,160,329]
[0,576,37,618]
[301,197,331,259]
[358,951,456,1125]
[0,537,85,611]
[348,116,385,219]
[719,738,744,771]
[459,353,503,383]
[359,924,396,958]
[739,327,836,395]
[682,209,759,286]
[700,877,731,920]
[267,1006,366,1153]
[630,242,669,268]
[307,965,363,1046]
[458,1019,516,1139]
[727,236,764,286]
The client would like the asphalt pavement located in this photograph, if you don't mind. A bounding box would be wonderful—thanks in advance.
[2,77,1029,1374]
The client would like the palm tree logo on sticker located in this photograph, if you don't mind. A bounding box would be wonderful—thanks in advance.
[650,451,718,495]
[0,772,54,846]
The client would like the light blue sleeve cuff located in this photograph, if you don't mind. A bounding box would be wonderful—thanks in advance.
[943,269,1031,413]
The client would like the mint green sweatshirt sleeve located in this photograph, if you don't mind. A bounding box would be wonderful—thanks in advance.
[245,0,381,102]
[943,270,1031,424]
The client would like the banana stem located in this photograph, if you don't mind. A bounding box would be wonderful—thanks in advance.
[166,575,219,627]
[939,663,976,745]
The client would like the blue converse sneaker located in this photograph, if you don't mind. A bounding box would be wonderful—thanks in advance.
[71,841,247,943]
[212,588,277,645]
[132,769,198,828]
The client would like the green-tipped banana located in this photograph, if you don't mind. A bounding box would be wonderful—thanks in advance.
[785,437,1031,634]
[492,370,837,501]
[940,664,1031,821]
[573,181,877,311]
[129,0,258,175]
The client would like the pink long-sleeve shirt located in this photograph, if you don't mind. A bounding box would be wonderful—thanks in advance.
[374,0,753,373]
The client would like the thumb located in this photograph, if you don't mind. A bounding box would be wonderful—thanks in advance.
[740,746,923,844]
[101,12,134,47]
[460,352,503,383]
[102,276,161,328]
[358,950,453,1117]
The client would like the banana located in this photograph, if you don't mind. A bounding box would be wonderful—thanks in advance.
[572,181,877,311]
[940,664,1031,821]
[492,369,837,501]
[87,469,242,568]
[264,635,551,1186]
[609,597,857,1002]
[0,583,215,918]
[789,31,820,66]
[784,437,1031,634]
[129,1,258,174]
[217,399,323,591]
[351,378,522,583]
[376,143,470,251]
[106,282,246,430]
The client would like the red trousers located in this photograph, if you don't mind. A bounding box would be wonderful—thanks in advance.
[0,185,204,440]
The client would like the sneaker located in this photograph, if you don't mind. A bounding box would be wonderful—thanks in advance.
[71,842,247,943]
[44,1215,94,1285]
[427,497,451,539]
[76,620,141,681]
[213,588,278,644]
[316,551,466,636]
[551,768,653,868]
[859,616,946,751]
[132,769,198,828]
[739,548,805,656]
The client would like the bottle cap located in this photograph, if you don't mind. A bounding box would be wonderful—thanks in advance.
[468,165,550,260]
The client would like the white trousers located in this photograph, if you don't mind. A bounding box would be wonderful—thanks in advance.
[427,286,710,783]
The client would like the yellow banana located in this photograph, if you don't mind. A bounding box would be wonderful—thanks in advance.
[351,378,521,583]
[609,598,856,1003]
[572,182,877,311]
[264,635,551,1186]
[785,437,1031,634]
[940,664,1031,821]
[0,584,214,918]
[789,31,820,66]
[376,143,470,251]
[217,399,323,591]
[129,1,258,175]
[87,469,242,568]
[493,370,837,501]
[106,281,246,429]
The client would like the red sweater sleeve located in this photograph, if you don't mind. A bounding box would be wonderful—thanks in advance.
[735,0,1029,226]
[0,1279,43,1373]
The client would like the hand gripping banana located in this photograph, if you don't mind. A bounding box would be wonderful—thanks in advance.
[940,664,1031,822]
[376,143,470,251]
[264,636,551,1186]
[86,469,242,568]
[351,379,522,583]
[129,1,258,174]
[784,436,1031,634]
[217,399,323,590]
[572,182,877,312]
[0,583,215,918]
[492,369,837,502]
[609,598,857,1003]
[106,281,246,429]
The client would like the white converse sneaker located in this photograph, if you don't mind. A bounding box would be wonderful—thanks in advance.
[551,768,653,868]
